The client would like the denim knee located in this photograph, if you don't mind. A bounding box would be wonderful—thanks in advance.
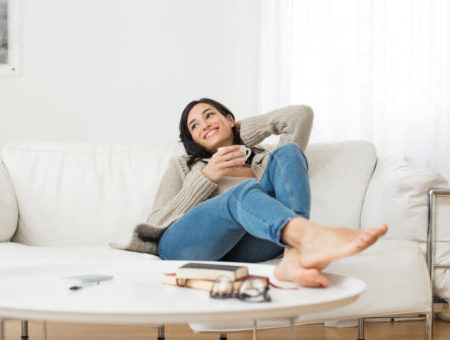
[228,179,260,198]
[272,142,308,170]
[224,179,264,207]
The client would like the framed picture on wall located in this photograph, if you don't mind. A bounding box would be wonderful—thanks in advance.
[0,0,19,75]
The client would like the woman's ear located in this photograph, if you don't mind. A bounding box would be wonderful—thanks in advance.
[225,114,235,128]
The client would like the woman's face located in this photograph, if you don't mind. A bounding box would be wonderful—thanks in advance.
[187,103,235,152]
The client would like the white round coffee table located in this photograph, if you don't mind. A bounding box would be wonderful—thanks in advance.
[0,261,365,339]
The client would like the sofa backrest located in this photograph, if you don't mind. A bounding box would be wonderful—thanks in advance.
[305,141,377,229]
[1,140,377,246]
[2,141,185,246]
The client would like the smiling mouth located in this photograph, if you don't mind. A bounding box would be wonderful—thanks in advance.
[204,128,218,139]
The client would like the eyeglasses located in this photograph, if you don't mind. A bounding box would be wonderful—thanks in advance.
[209,276,271,303]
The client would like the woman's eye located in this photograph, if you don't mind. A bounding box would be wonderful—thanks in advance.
[206,112,214,119]
[191,124,197,130]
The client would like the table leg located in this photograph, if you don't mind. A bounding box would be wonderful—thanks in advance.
[1,319,4,340]
[253,320,257,340]
[289,318,296,340]
[157,325,165,340]
[21,320,28,340]
[42,321,47,340]
[358,318,364,340]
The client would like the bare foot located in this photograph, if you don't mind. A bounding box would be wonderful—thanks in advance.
[274,247,330,288]
[281,218,388,270]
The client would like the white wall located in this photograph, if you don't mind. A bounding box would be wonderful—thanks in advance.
[0,0,260,146]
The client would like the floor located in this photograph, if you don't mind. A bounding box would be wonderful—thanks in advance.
[1,319,450,339]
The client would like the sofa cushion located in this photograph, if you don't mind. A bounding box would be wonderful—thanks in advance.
[0,242,160,268]
[306,141,377,229]
[1,141,185,246]
[189,239,431,332]
[0,160,18,242]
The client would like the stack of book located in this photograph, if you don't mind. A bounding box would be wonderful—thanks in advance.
[162,262,269,291]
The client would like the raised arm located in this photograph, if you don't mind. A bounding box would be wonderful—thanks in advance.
[239,105,314,150]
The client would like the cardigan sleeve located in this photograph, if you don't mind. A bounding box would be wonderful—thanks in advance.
[110,156,218,255]
[239,105,314,151]
[143,157,218,234]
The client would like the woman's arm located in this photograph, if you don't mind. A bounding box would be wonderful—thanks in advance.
[111,157,217,254]
[239,105,314,150]
[143,157,217,233]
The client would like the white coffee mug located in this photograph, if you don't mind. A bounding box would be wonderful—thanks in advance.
[218,145,252,161]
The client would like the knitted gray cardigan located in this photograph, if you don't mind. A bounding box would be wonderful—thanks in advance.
[113,105,313,256]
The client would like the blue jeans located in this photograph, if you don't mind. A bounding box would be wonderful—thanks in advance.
[158,142,311,262]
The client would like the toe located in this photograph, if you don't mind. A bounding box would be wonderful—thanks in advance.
[292,268,329,288]
[374,224,388,236]
[360,233,372,241]
[316,274,330,288]
[308,270,329,288]
[357,234,370,246]
[366,228,379,237]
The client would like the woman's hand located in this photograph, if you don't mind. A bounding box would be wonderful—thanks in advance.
[201,145,247,183]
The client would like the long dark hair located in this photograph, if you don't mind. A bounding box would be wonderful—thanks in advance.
[179,98,258,168]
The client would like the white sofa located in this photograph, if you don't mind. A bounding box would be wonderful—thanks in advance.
[0,139,449,339]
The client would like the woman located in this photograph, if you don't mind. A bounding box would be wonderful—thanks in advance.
[122,98,387,287]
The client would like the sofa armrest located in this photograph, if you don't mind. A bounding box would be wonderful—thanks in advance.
[0,160,18,242]
[428,188,450,319]
[361,156,450,314]
[361,156,448,243]
[427,188,450,274]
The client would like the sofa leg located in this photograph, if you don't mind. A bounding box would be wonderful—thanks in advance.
[357,318,364,340]
[219,332,227,340]
[157,325,165,340]
[21,320,29,340]
[425,312,433,340]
